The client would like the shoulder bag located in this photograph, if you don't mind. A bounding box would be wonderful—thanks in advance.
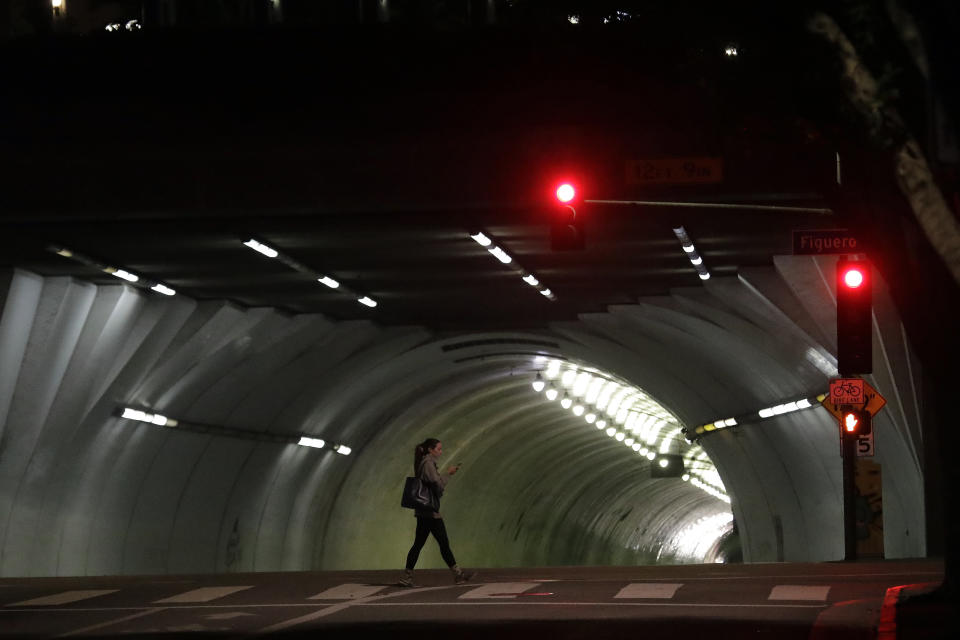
[400,476,439,511]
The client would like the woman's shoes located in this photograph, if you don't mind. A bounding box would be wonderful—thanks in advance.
[452,565,475,584]
[399,566,475,586]
[397,569,415,587]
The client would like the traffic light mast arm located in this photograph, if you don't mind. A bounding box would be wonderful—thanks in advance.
[584,199,833,214]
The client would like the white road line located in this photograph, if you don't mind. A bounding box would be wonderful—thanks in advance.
[0,600,829,615]
[459,582,541,599]
[614,583,683,599]
[154,586,253,603]
[684,571,941,581]
[7,590,118,607]
[355,601,827,608]
[255,586,450,635]
[205,612,256,620]
[768,585,831,601]
[57,608,167,637]
[308,584,388,600]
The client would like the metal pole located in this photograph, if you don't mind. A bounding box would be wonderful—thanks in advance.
[584,199,834,215]
[842,432,858,561]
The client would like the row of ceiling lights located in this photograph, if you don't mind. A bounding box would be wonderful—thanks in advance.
[531,357,729,503]
[55,230,558,310]
[120,407,352,455]
[672,226,711,281]
[469,231,556,301]
[688,392,827,439]
[49,238,380,309]
[51,246,178,296]
[242,238,378,308]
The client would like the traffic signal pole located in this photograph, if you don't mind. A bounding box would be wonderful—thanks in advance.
[841,432,858,561]
[834,256,872,562]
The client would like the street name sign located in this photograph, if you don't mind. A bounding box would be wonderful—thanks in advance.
[793,229,862,255]
[626,157,723,185]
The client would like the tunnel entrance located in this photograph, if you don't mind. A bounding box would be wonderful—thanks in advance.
[531,356,735,564]
[323,343,737,570]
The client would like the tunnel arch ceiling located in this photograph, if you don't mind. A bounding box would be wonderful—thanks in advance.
[0,254,925,577]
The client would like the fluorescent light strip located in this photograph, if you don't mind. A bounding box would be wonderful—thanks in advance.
[243,239,278,258]
[52,246,179,297]
[242,240,371,307]
[298,436,325,449]
[121,405,354,454]
[470,232,492,247]
[694,394,823,437]
[108,268,139,283]
[468,231,555,301]
[121,407,176,427]
[672,226,711,281]
[487,246,512,264]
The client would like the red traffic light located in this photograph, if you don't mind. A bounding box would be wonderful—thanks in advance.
[555,183,576,203]
[836,259,872,375]
[841,265,866,289]
[550,181,584,251]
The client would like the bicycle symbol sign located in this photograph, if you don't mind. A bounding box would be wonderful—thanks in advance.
[830,378,864,405]
[821,378,886,423]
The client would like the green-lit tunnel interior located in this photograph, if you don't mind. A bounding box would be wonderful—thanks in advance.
[324,353,733,570]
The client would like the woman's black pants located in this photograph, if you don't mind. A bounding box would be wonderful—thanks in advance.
[405,516,457,569]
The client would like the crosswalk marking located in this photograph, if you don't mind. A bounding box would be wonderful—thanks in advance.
[309,584,388,600]
[614,583,683,599]
[459,582,540,599]
[6,589,118,607]
[153,586,253,603]
[768,585,830,601]
[0,580,841,612]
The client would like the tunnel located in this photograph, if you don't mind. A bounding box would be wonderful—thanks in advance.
[0,249,926,577]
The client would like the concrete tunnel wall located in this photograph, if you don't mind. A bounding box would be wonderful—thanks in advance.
[0,257,926,577]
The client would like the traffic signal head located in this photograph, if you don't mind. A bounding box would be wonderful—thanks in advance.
[840,408,872,437]
[836,258,872,375]
[651,454,685,478]
[550,180,585,251]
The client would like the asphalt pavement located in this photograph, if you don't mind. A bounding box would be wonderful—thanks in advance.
[0,559,945,639]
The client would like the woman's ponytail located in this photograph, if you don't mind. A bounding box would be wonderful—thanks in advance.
[413,438,440,472]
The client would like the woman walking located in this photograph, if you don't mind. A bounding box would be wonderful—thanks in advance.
[399,438,474,587]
